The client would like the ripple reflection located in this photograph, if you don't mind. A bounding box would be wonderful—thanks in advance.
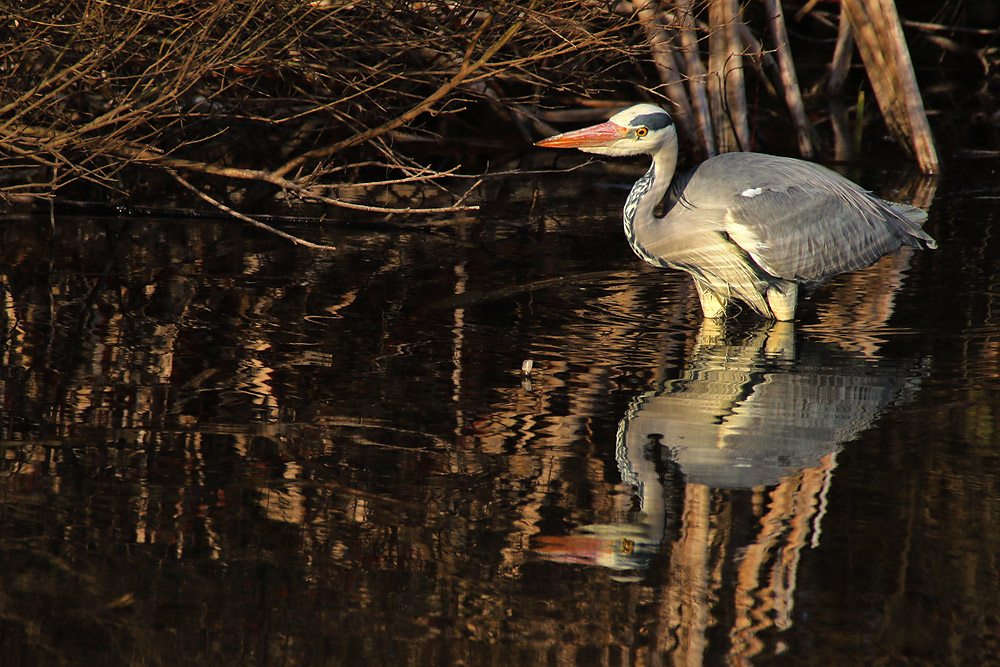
[534,319,929,587]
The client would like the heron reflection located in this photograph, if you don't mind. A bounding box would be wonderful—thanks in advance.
[532,319,927,575]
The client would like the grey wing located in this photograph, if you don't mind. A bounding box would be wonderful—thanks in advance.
[723,184,929,285]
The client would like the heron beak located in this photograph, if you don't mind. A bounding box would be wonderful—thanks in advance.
[535,120,629,149]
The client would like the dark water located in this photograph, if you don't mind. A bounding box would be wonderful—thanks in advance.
[1,156,998,666]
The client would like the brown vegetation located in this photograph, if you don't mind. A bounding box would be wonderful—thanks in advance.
[0,0,957,230]
[0,1,638,217]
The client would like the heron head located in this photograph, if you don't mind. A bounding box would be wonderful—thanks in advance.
[535,104,675,157]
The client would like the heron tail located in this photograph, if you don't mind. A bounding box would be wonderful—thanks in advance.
[887,201,927,224]
[885,201,938,249]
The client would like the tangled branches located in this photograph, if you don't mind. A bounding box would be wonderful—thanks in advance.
[1,0,944,226]
[0,0,639,217]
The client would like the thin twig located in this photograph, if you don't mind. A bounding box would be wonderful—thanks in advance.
[167,168,337,251]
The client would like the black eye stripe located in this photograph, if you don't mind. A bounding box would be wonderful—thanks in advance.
[630,112,673,130]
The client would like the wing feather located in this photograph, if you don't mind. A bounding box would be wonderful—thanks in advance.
[726,186,908,283]
[667,153,935,286]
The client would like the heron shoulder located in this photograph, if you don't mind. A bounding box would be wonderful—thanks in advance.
[675,152,904,227]
[687,152,859,194]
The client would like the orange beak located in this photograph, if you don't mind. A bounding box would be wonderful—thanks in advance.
[534,120,629,149]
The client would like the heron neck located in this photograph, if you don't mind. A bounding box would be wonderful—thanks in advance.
[623,139,678,268]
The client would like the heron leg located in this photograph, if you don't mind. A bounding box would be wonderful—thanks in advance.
[766,282,798,321]
[694,281,728,319]
[764,321,796,359]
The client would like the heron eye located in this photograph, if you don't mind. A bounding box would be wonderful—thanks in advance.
[635,127,649,138]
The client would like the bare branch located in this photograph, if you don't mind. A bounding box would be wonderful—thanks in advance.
[167,168,337,251]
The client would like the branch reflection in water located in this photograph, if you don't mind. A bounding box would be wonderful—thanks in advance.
[533,317,928,653]
[0,160,954,664]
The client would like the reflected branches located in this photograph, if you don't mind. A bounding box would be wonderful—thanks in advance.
[0,168,997,665]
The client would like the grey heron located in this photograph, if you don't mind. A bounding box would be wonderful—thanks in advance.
[535,104,937,321]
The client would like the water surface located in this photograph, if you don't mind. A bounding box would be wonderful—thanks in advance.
[1,157,998,665]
